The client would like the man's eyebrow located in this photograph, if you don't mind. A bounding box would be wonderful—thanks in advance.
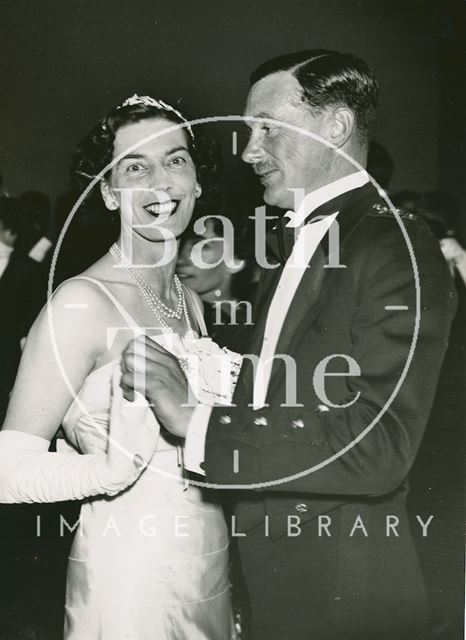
[244,111,280,123]
[255,111,274,119]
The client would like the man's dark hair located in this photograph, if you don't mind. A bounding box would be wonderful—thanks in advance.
[250,49,379,142]
[0,197,28,237]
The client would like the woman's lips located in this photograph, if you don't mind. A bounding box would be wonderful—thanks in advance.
[143,199,180,217]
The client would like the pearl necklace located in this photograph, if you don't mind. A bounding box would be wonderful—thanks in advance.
[109,243,196,337]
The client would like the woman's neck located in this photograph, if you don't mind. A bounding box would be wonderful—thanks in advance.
[115,232,179,300]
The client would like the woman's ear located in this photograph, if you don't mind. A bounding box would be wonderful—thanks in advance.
[329,107,355,148]
[100,180,119,211]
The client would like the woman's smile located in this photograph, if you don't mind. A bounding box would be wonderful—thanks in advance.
[143,199,180,217]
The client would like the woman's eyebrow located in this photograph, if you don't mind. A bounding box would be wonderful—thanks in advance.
[116,152,146,168]
[165,145,189,156]
[116,145,189,168]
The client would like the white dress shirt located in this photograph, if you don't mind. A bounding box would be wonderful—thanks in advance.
[184,171,370,475]
[0,239,14,279]
[28,236,53,263]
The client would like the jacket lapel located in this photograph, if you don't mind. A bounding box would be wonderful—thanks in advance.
[236,264,283,400]
[267,183,380,398]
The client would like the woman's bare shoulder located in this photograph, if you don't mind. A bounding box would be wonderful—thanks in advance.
[30,273,117,353]
[50,276,113,316]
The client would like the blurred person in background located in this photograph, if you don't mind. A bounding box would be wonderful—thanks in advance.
[367,140,394,191]
[177,209,257,349]
[0,197,45,422]
[18,190,54,265]
[405,189,466,637]
[390,189,421,214]
[392,189,466,286]
[416,191,466,286]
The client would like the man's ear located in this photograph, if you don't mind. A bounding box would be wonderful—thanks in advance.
[329,107,355,148]
[100,180,119,210]
[195,183,202,199]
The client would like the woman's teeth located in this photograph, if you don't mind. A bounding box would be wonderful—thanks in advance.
[144,200,179,216]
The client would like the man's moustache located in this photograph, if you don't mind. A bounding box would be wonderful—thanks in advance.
[253,163,278,176]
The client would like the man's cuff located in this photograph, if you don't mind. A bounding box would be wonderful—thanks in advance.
[28,236,52,263]
[183,404,212,476]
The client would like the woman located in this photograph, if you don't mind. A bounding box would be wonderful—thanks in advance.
[177,211,257,345]
[0,95,236,639]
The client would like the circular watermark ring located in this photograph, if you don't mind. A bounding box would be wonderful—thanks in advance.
[48,115,420,490]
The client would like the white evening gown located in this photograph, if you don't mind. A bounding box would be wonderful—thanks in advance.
[59,278,236,640]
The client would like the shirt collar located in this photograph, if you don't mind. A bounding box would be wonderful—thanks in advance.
[0,239,14,258]
[286,170,370,228]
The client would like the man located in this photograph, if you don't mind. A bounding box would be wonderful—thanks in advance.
[121,51,456,639]
[0,197,44,422]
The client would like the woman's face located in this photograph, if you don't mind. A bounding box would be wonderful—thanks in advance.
[177,219,234,299]
[102,117,199,242]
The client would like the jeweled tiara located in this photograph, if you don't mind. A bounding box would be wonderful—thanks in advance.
[115,94,194,140]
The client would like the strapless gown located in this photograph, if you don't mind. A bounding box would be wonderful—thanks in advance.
[60,351,234,639]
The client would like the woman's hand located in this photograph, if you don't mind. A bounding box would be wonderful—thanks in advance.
[104,367,160,487]
[120,335,195,438]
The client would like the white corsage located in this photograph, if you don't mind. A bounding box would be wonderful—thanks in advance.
[179,337,242,406]
[150,333,242,406]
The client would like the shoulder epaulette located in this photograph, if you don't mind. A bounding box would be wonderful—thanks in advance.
[369,203,419,221]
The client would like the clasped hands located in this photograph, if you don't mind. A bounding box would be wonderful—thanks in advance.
[119,335,194,439]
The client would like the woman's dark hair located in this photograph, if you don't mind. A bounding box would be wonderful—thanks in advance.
[55,99,221,283]
[0,196,27,236]
[250,49,379,143]
[71,99,196,197]
[65,98,196,246]
[69,98,225,223]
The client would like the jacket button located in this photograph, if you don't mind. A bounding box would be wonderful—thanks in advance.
[291,418,304,429]
[254,416,268,427]
[295,503,308,513]
[219,415,232,424]
[316,404,330,413]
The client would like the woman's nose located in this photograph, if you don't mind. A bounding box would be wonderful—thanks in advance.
[177,243,194,266]
[177,253,188,267]
[150,166,173,191]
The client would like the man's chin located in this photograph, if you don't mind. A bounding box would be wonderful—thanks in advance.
[263,186,292,210]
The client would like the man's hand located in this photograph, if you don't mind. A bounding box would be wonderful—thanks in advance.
[120,335,194,438]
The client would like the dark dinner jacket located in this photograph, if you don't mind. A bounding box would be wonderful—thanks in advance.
[203,182,457,637]
[0,250,44,419]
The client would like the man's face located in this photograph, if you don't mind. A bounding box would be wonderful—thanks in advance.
[0,222,17,247]
[242,71,332,210]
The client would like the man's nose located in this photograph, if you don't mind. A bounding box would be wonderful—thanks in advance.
[241,132,263,165]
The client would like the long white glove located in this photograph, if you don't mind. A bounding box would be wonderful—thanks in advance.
[0,368,160,503]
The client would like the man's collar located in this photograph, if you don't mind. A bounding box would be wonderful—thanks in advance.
[0,239,14,257]
[286,170,370,228]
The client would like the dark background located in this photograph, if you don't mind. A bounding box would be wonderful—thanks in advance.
[0,0,464,210]
[0,1,464,639]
